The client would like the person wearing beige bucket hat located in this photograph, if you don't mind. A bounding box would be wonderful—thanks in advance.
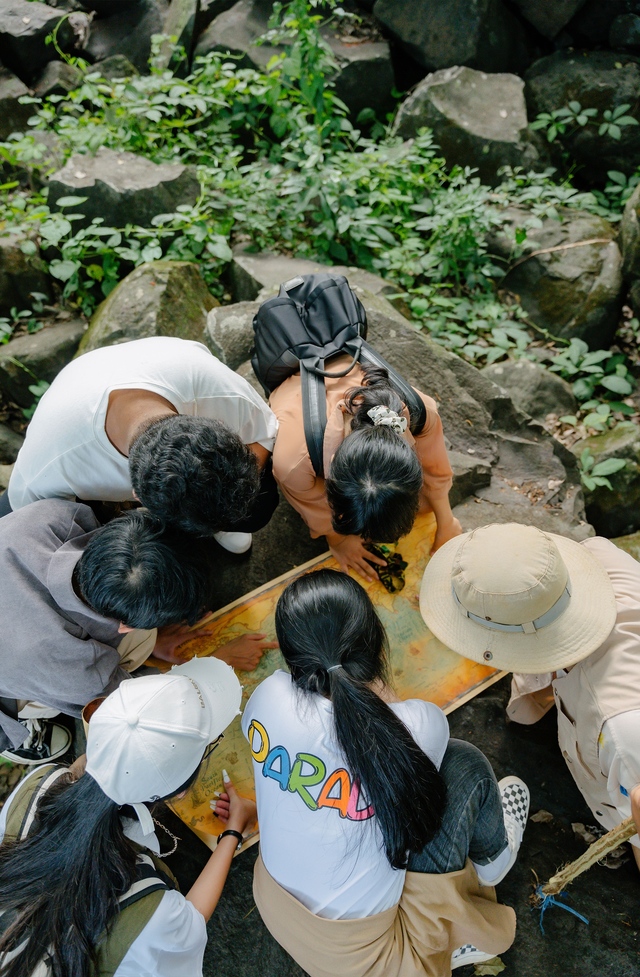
[0,657,256,977]
[420,522,640,872]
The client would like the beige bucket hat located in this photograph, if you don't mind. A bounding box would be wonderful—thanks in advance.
[420,523,617,674]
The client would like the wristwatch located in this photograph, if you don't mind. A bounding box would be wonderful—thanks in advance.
[217,829,244,850]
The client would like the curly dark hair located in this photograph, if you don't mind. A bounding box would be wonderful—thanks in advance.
[75,508,214,628]
[128,415,260,536]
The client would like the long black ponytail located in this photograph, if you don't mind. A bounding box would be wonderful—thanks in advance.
[275,569,446,869]
[0,772,139,977]
[326,366,422,543]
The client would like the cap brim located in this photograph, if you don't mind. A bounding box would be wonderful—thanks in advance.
[170,657,242,741]
[420,531,617,674]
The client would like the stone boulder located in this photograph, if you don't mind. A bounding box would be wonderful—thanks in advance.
[620,184,640,282]
[0,422,24,464]
[0,231,52,316]
[47,147,200,229]
[0,130,65,191]
[155,0,202,69]
[0,66,32,141]
[78,260,218,353]
[196,0,395,120]
[509,0,587,39]
[33,60,83,98]
[612,529,640,562]
[0,0,88,83]
[610,14,640,52]
[392,66,548,186]
[84,0,167,73]
[481,359,577,422]
[91,55,138,79]
[571,421,640,537]
[488,207,623,349]
[206,300,259,370]
[524,51,640,185]
[0,317,86,406]
[565,0,628,47]
[78,0,139,13]
[372,0,530,75]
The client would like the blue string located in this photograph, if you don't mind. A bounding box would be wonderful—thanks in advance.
[534,885,590,935]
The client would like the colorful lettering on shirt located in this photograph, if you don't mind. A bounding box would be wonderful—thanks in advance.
[247,716,375,821]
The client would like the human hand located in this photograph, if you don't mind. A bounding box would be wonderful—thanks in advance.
[631,784,640,837]
[210,769,257,835]
[152,622,216,663]
[430,516,463,555]
[214,633,278,671]
[330,535,387,583]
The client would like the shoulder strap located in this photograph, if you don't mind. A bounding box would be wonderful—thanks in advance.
[359,341,426,435]
[4,765,69,843]
[301,361,327,478]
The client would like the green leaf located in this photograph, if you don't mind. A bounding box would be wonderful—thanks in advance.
[581,474,596,491]
[205,236,233,262]
[48,259,78,282]
[559,415,577,426]
[607,170,627,185]
[591,458,627,477]
[54,196,89,208]
[583,413,607,429]
[600,375,633,395]
[19,240,37,256]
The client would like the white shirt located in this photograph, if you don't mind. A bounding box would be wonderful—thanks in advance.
[0,768,208,977]
[242,669,449,920]
[8,337,278,508]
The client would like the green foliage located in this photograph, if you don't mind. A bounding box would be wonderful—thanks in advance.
[578,447,627,492]
[530,101,639,144]
[546,338,635,403]
[22,379,50,420]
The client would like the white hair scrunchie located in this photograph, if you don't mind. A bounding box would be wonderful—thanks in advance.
[367,404,408,435]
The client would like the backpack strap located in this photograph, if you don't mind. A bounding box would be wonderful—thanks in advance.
[301,361,327,479]
[3,764,69,843]
[359,341,427,435]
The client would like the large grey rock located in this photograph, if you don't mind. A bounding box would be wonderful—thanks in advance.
[393,66,548,186]
[205,301,259,371]
[571,421,640,537]
[85,0,167,72]
[610,14,640,52]
[0,130,65,191]
[0,422,23,464]
[0,231,52,317]
[91,54,138,79]
[612,529,640,562]
[155,0,200,68]
[47,147,200,229]
[0,0,88,83]
[0,66,32,140]
[566,0,628,47]
[509,0,587,39]
[620,184,640,282]
[196,0,394,120]
[481,359,578,422]
[79,260,218,353]
[372,0,530,75]
[33,60,83,98]
[488,207,623,349]
[524,51,640,185]
[0,317,86,406]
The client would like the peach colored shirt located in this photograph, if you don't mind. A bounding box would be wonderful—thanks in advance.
[269,358,453,543]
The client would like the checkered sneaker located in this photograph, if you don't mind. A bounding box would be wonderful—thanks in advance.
[499,776,530,834]
[451,944,497,970]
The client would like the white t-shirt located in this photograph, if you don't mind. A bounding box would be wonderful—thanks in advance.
[0,768,208,977]
[8,337,278,508]
[241,669,449,920]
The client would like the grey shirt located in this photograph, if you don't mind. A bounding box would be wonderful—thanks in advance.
[0,499,128,748]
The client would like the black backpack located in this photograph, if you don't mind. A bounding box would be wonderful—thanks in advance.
[251,273,426,477]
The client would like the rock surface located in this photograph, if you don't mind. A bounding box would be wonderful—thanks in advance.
[482,358,578,421]
[572,421,640,537]
[79,260,218,353]
[488,207,623,349]
[509,0,587,39]
[620,184,640,282]
[205,301,259,371]
[84,0,168,72]
[609,13,640,52]
[524,51,640,185]
[91,54,139,79]
[0,318,86,406]
[372,0,530,75]
[393,66,547,185]
[33,60,82,98]
[0,422,24,464]
[0,231,52,317]
[0,0,85,83]
[0,66,32,141]
[47,147,201,229]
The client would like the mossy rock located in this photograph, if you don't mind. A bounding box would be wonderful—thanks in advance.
[78,261,219,354]
[572,421,640,537]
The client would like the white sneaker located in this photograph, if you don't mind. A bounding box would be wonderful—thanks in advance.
[1,719,72,766]
[492,776,530,885]
[214,531,252,554]
[452,944,497,969]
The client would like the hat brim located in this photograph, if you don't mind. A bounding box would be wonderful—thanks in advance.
[420,531,617,674]
[170,657,242,742]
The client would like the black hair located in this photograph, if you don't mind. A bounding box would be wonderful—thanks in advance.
[75,508,213,629]
[275,569,446,869]
[0,772,136,977]
[128,415,260,536]
[325,367,422,542]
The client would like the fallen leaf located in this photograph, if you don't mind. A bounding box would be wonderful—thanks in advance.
[530,809,554,823]
[474,957,505,976]
[572,822,599,845]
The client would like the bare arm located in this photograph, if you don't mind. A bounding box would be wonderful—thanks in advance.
[428,496,462,554]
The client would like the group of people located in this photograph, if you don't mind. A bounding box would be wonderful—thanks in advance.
[0,335,636,977]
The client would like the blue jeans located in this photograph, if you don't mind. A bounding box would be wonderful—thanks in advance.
[408,739,508,874]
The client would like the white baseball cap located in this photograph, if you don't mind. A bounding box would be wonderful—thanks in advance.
[85,657,242,812]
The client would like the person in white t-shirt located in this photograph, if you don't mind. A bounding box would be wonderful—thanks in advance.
[2,337,279,554]
[242,570,529,975]
[0,658,255,977]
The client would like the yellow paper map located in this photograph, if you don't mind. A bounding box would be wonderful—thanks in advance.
[165,513,505,851]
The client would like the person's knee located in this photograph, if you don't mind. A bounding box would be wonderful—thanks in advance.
[440,738,496,787]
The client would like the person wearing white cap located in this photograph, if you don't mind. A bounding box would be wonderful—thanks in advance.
[420,522,640,873]
[0,658,255,977]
